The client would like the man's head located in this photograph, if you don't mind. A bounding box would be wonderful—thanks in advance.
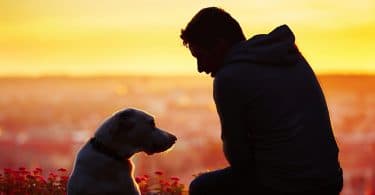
[180,7,246,77]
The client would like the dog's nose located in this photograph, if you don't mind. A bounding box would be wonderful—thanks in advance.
[171,135,177,142]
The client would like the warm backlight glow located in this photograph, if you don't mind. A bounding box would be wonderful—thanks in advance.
[0,0,374,76]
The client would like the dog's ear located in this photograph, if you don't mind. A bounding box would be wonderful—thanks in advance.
[110,108,136,135]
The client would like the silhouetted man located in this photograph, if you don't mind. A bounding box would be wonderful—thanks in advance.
[180,7,343,195]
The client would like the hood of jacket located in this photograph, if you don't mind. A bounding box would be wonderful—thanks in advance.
[223,24,300,67]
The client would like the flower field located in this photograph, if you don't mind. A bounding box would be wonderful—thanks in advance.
[0,167,68,195]
[136,171,187,195]
[0,167,187,195]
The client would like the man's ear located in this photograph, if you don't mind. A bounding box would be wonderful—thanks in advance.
[109,108,136,135]
[215,39,230,53]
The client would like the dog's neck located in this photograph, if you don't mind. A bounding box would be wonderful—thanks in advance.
[89,137,133,162]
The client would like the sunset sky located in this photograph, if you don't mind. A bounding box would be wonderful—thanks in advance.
[0,0,374,76]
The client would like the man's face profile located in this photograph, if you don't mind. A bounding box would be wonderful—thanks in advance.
[188,43,222,77]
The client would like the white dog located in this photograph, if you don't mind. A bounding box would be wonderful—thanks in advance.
[67,108,177,195]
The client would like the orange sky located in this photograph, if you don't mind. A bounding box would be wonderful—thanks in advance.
[0,0,374,76]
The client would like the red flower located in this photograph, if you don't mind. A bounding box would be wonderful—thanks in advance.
[61,176,69,181]
[49,172,57,177]
[48,172,58,181]
[135,176,142,183]
[20,170,30,175]
[154,171,163,176]
[39,178,47,184]
[26,174,35,179]
[58,168,67,172]
[18,167,26,171]
[4,168,12,174]
[170,176,180,181]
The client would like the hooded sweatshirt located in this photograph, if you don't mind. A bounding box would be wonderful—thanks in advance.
[213,25,342,192]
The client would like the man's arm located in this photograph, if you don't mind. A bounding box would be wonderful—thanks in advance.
[213,74,254,170]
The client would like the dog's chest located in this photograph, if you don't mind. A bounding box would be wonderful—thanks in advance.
[70,144,139,194]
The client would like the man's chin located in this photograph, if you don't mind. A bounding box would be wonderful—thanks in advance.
[204,72,215,78]
[204,70,215,77]
[198,70,211,75]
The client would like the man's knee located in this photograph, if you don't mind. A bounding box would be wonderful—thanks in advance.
[188,174,206,195]
[189,168,234,195]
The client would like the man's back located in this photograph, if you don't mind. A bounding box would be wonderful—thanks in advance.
[214,25,342,192]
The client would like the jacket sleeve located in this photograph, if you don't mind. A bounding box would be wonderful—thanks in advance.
[213,74,254,171]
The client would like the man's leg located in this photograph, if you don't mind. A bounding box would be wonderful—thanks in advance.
[189,167,249,195]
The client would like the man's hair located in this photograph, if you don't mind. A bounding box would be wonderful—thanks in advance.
[180,7,246,49]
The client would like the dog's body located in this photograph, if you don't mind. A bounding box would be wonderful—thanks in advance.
[67,108,177,195]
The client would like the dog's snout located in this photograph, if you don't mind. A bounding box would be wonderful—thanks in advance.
[170,134,177,142]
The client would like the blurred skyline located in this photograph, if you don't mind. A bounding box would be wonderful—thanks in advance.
[0,0,374,76]
[0,75,374,194]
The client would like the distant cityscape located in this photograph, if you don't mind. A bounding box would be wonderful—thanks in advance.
[0,75,374,195]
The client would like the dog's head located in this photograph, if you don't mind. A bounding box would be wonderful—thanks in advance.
[95,108,177,156]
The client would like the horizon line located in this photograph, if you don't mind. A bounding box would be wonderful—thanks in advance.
[0,72,374,79]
